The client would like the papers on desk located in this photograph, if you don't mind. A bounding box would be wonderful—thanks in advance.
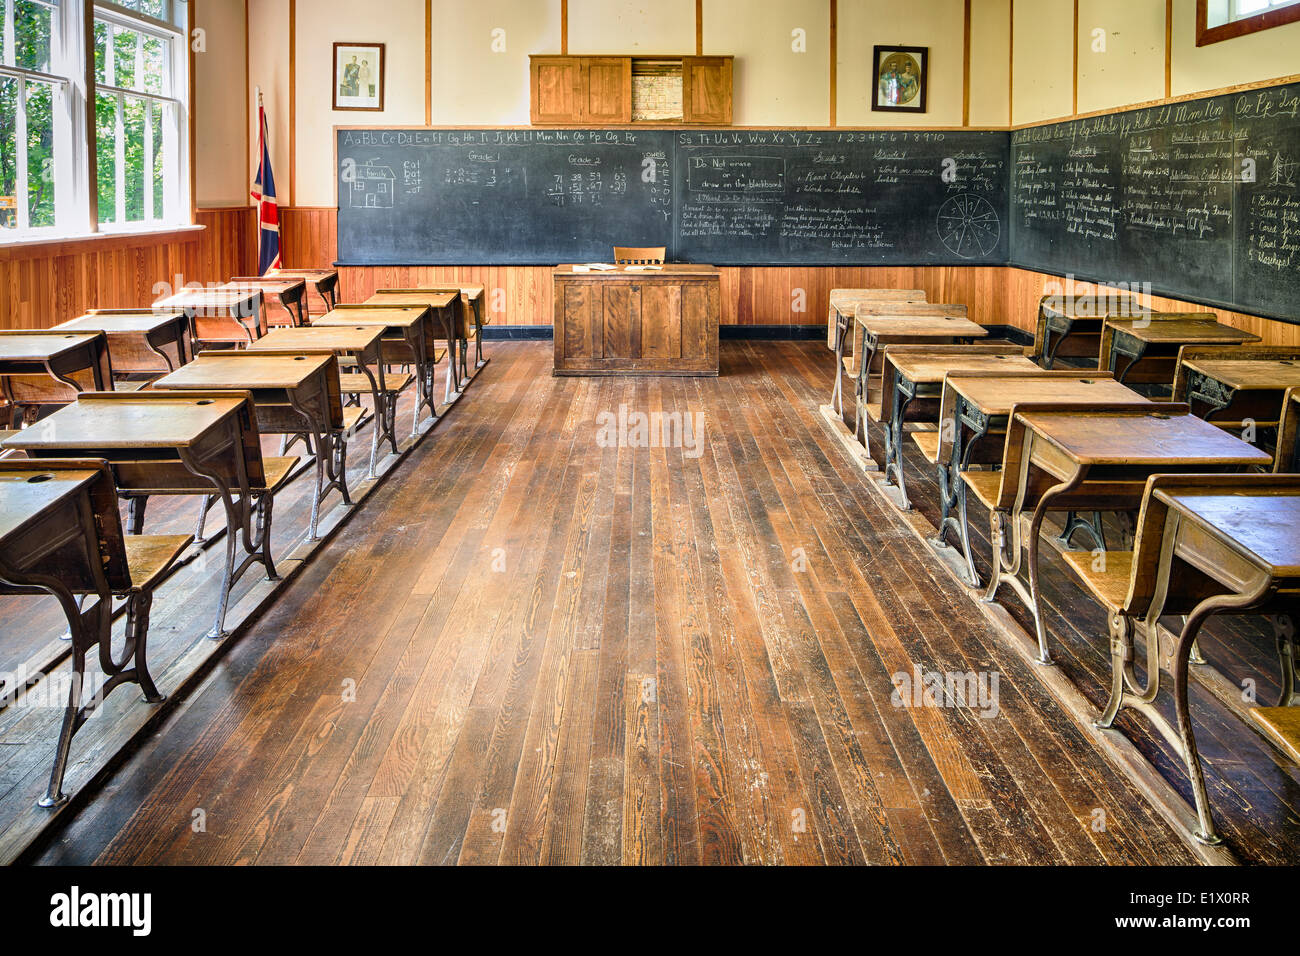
[623,264,663,271]
[571,263,618,273]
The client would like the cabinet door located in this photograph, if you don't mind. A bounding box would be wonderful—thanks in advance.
[532,57,583,124]
[681,57,732,125]
[680,281,717,363]
[640,282,682,360]
[583,57,632,124]
[602,281,642,359]
[557,280,604,365]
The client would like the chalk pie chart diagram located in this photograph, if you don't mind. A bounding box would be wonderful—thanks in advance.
[936,193,1001,259]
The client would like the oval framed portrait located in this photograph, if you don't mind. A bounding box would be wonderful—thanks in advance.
[873,45,928,113]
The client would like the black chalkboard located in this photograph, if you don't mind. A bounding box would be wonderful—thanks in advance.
[1010,83,1300,324]
[673,129,1008,265]
[334,126,1009,267]
[335,128,676,266]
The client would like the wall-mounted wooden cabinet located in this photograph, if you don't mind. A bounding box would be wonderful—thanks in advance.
[529,55,732,125]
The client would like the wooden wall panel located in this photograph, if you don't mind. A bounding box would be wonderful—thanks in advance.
[0,208,255,330]
[1002,267,1300,347]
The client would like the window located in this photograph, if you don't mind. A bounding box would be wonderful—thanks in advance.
[1198,0,1300,44]
[0,0,189,241]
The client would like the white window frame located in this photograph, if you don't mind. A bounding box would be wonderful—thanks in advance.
[0,0,190,244]
[93,0,189,232]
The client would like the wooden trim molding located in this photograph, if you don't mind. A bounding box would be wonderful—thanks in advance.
[829,0,837,126]
[1165,0,1173,98]
[244,0,251,201]
[1008,0,1014,126]
[425,0,433,125]
[189,0,198,222]
[1197,0,1300,45]
[289,0,297,207]
[1071,0,1079,116]
[962,0,971,126]
[561,0,568,54]
[696,0,703,55]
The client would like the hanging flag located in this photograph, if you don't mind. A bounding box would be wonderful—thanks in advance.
[250,100,282,275]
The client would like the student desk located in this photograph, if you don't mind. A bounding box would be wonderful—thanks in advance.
[1144,482,1300,843]
[364,291,460,400]
[880,349,1037,508]
[155,352,343,540]
[155,287,265,349]
[227,277,311,328]
[269,268,340,312]
[0,460,190,807]
[1279,388,1300,474]
[3,392,291,640]
[458,284,488,373]
[54,310,192,380]
[1033,294,1146,369]
[1174,351,1300,432]
[1100,316,1260,389]
[990,406,1270,663]
[249,325,387,478]
[934,373,1145,586]
[0,331,112,427]
[314,306,440,438]
[551,265,721,377]
[851,310,987,453]
[826,289,926,412]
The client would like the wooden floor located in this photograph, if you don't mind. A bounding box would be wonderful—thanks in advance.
[24,341,1223,864]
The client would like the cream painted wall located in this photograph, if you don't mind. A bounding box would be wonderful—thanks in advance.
[705,0,829,126]
[568,0,696,53]
[430,0,561,124]
[837,0,966,127]
[1076,0,1165,115]
[968,0,1010,128]
[247,0,290,203]
[194,0,248,206]
[1010,0,1073,124]
[1171,0,1300,97]
[295,0,425,207]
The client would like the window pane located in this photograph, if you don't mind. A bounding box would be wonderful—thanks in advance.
[95,91,117,223]
[142,34,164,95]
[106,0,169,18]
[0,77,16,232]
[95,20,169,94]
[25,80,55,227]
[13,0,55,73]
[94,20,112,84]
[151,101,165,217]
[111,25,137,89]
[123,95,146,221]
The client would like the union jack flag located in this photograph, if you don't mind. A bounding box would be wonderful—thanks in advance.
[250,101,282,275]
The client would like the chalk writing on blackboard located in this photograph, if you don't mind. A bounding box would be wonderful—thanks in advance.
[937,194,1001,259]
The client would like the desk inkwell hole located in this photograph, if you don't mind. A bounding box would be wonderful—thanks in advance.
[196,399,215,406]
[26,474,55,484]
[1080,379,1096,384]
[1148,412,1172,420]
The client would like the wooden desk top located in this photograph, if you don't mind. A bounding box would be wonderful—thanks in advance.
[1018,408,1272,467]
[155,352,332,390]
[1157,489,1300,576]
[951,375,1144,415]
[3,394,246,450]
[830,289,926,311]
[1042,296,1145,321]
[56,311,186,334]
[314,307,428,329]
[458,284,485,298]
[1105,318,1261,345]
[365,291,457,309]
[225,277,308,294]
[0,332,101,361]
[250,326,384,353]
[0,467,101,544]
[1180,358,1300,391]
[269,268,337,279]
[856,315,988,338]
[888,352,1037,382]
[553,264,719,278]
[156,287,261,313]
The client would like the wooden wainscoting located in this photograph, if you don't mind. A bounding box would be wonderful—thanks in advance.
[0,208,255,331]
[1003,267,1300,347]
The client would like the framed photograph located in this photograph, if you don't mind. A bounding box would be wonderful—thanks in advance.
[333,43,385,111]
[872,45,928,113]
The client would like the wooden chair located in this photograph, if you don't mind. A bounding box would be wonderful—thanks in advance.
[1057,473,1300,845]
[613,246,665,265]
[0,458,192,807]
[1277,387,1300,474]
